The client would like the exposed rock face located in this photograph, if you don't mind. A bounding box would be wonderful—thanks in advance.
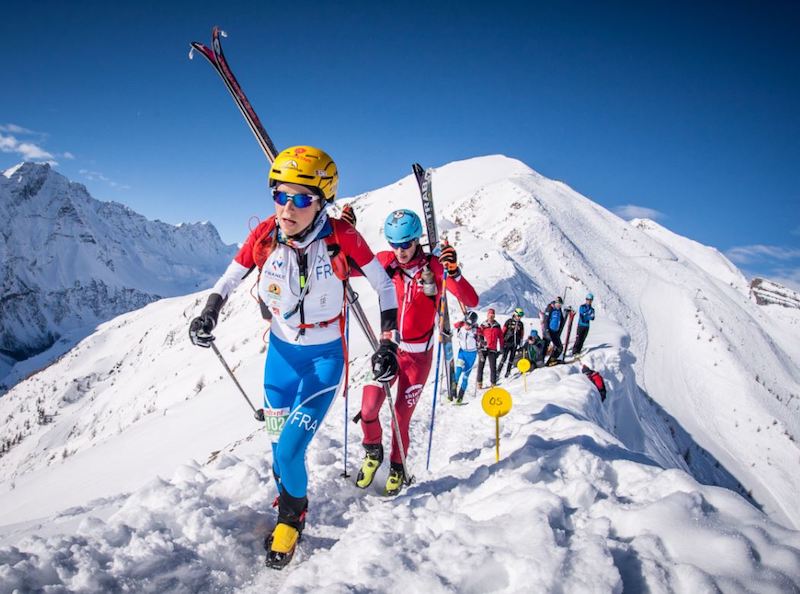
[751,277,800,309]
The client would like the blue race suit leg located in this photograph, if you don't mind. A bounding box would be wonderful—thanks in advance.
[263,334,344,499]
[455,349,477,391]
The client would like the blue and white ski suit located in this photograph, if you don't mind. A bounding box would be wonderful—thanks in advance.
[454,322,480,392]
[212,214,397,499]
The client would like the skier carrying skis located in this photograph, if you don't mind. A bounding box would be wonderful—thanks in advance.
[498,307,525,379]
[356,209,478,495]
[571,293,596,355]
[543,297,566,365]
[581,364,607,402]
[477,308,503,389]
[188,146,399,569]
[523,329,547,369]
[453,310,480,402]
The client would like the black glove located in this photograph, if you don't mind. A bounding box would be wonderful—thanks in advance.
[371,339,399,383]
[438,242,458,274]
[189,293,224,348]
[340,204,357,227]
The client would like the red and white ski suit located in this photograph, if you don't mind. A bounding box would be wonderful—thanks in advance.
[360,249,479,464]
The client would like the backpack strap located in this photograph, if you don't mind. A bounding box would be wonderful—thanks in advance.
[324,234,352,282]
[252,216,278,270]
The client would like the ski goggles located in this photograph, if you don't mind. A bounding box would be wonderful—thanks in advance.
[389,239,416,249]
[271,189,320,209]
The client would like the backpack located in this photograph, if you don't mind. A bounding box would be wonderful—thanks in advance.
[585,370,607,401]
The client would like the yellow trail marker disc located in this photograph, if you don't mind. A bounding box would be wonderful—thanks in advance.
[516,358,531,374]
[481,387,512,418]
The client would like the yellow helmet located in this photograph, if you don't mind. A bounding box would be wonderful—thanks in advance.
[268,145,338,201]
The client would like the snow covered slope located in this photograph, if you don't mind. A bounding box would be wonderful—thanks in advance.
[0,162,237,392]
[345,155,800,528]
[0,313,798,592]
[0,155,798,591]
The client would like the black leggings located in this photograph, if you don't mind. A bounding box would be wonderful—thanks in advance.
[499,345,517,376]
[572,325,589,354]
[477,350,498,385]
[546,332,563,360]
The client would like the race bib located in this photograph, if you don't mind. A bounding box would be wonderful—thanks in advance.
[264,407,290,439]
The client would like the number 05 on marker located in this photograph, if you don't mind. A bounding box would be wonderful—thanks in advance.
[481,387,512,462]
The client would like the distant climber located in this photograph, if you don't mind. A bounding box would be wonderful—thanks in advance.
[582,365,607,402]
[498,307,525,379]
[542,297,566,365]
[571,293,596,356]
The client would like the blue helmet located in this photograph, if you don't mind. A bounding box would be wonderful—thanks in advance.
[384,209,423,244]
[586,293,594,300]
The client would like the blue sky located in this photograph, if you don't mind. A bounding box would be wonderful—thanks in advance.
[2,1,799,288]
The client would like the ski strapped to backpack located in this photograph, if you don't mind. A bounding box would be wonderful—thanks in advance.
[411,163,458,401]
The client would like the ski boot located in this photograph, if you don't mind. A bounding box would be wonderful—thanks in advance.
[456,386,465,404]
[355,443,383,489]
[265,492,308,570]
[477,381,483,389]
[384,462,406,496]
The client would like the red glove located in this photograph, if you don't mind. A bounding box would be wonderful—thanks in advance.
[438,242,459,274]
[340,204,357,227]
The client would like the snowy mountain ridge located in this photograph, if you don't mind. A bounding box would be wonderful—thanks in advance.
[345,155,800,528]
[0,155,798,591]
[0,162,237,392]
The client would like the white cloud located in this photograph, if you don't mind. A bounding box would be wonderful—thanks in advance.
[79,168,130,190]
[612,204,666,221]
[0,132,57,164]
[725,244,800,265]
[0,123,37,135]
[62,151,76,160]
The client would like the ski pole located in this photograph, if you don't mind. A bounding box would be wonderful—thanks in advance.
[346,285,414,485]
[210,341,265,422]
[341,306,351,478]
[426,271,451,471]
[426,340,444,471]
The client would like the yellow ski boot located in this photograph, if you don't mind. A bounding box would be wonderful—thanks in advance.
[355,444,383,489]
[384,463,406,496]
[265,492,307,570]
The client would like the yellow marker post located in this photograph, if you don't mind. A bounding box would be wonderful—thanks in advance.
[516,358,531,392]
[481,387,513,462]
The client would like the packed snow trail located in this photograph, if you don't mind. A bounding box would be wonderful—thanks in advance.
[2,332,798,593]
